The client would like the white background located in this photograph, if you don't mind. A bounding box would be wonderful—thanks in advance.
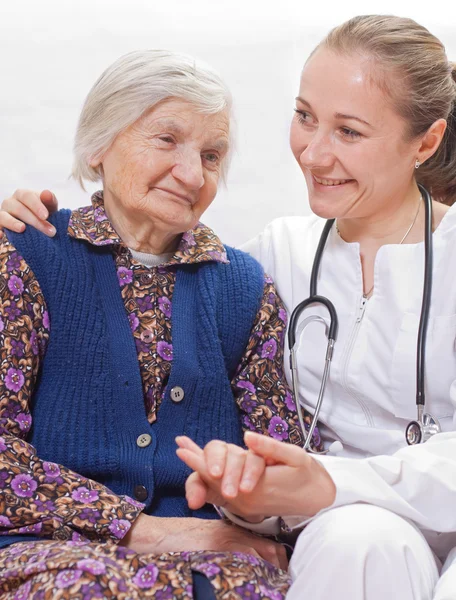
[1,0,455,246]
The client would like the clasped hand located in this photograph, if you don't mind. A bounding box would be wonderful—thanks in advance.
[176,432,336,522]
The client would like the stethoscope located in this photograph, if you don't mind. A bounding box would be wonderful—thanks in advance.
[288,184,441,454]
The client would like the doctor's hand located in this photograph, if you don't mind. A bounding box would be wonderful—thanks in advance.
[0,189,58,238]
[176,432,337,520]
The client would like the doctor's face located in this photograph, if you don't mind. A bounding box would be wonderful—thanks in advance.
[289,48,420,219]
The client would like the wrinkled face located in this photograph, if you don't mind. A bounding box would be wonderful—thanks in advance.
[96,98,230,234]
[289,48,420,219]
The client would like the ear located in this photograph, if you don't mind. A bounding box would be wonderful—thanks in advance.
[417,118,447,164]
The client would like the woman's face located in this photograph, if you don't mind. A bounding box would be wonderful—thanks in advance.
[289,48,421,220]
[96,98,230,234]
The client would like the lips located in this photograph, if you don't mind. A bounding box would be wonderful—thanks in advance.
[155,188,194,204]
[313,175,353,186]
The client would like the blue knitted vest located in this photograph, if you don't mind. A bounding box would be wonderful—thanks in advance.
[4,210,264,546]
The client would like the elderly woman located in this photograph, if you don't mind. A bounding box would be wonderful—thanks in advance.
[0,50,302,599]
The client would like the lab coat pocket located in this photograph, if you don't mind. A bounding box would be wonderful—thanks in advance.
[391,312,456,419]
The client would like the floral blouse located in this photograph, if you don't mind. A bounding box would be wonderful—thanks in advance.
[0,191,315,546]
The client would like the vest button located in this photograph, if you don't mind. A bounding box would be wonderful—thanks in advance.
[170,386,185,403]
[136,433,152,448]
[133,485,148,502]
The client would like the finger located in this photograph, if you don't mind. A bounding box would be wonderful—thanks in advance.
[175,436,204,457]
[7,189,49,220]
[40,190,58,214]
[204,440,228,479]
[176,447,208,472]
[185,472,209,510]
[239,451,266,493]
[244,431,306,467]
[0,211,26,233]
[221,445,247,499]
[1,200,55,237]
[249,538,285,570]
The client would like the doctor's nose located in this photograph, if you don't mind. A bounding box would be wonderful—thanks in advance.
[172,153,205,190]
[298,134,335,170]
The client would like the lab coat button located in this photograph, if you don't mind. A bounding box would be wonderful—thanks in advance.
[136,433,152,448]
[133,485,148,502]
[170,386,185,403]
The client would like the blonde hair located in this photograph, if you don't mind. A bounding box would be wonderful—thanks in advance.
[319,15,456,205]
[72,50,232,188]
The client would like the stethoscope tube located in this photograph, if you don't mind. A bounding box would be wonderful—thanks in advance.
[289,184,439,453]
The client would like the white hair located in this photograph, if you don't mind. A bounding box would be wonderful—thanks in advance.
[72,50,233,188]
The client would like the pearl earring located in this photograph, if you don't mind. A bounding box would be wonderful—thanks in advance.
[415,160,421,169]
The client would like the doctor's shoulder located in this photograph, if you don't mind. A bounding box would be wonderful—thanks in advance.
[239,214,324,268]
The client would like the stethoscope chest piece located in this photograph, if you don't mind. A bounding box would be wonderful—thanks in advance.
[406,413,441,445]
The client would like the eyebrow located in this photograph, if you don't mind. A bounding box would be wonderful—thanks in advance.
[295,97,374,129]
[148,119,229,153]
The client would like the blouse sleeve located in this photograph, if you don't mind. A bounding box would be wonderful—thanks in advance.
[0,237,143,544]
[231,274,322,450]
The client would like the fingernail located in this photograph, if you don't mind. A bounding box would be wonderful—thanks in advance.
[210,466,221,477]
[47,225,56,236]
[241,479,253,492]
[223,484,235,497]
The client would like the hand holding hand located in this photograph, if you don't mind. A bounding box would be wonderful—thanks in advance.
[177,432,337,520]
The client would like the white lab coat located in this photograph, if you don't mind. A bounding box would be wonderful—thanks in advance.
[234,205,456,598]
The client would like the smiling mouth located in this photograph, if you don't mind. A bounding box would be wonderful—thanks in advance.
[313,175,354,186]
[155,188,194,204]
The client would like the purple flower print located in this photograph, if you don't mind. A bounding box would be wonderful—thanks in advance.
[261,338,277,360]
[77,558,106,575]
[157,341,173,361]
[284,391,296,412]
[94,206,107,223]
[242,416,256,431]
[71,486,99,503]
[15,413,31,432]
[135,338,150,354]
[5,301,21,320]
[42,310,50,330]
[278,307,288,326]
[236,380,256,394]
[0,515,12,527]
[137,295,153,313]
[117,267,133,286]
[259,584,286,600]
[268,416,289,441]
[155,588,175,600]
[196,563,221,577]
[12,579,32,600]
[124,495,146,509]
[0,438,6,452]
[6,252,21,271]
[79,508,101,524]
[17,522,42,534]
[108,518,130,539]
[132,564,159,589]
[234,583,260,600]
[10,339,25,357]
[182,231,196,247]
[0,316,4,332]
[158,296,172,318]
[43,461,64,484]
[312,427,322,449]
[4,368,25,393]
[55,569,84,589]
[128,313,139,332]
[81,582,106,599]
[11,473,38,498]
[7,275,24,296]
[35,498,56,512]
[240,397,257,414]
[30,330,39,356]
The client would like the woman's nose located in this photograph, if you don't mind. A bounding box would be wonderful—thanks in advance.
[299,133,335,169]
[172,153,205,190]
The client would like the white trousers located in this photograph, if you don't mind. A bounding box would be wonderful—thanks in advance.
[287,505,456,600]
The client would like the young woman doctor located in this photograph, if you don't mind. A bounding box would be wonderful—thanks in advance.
[2,15,456,600]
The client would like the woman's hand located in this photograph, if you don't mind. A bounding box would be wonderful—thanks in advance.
[177,432,337,520]
[0,189,58,237]
[120,513,288,569]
